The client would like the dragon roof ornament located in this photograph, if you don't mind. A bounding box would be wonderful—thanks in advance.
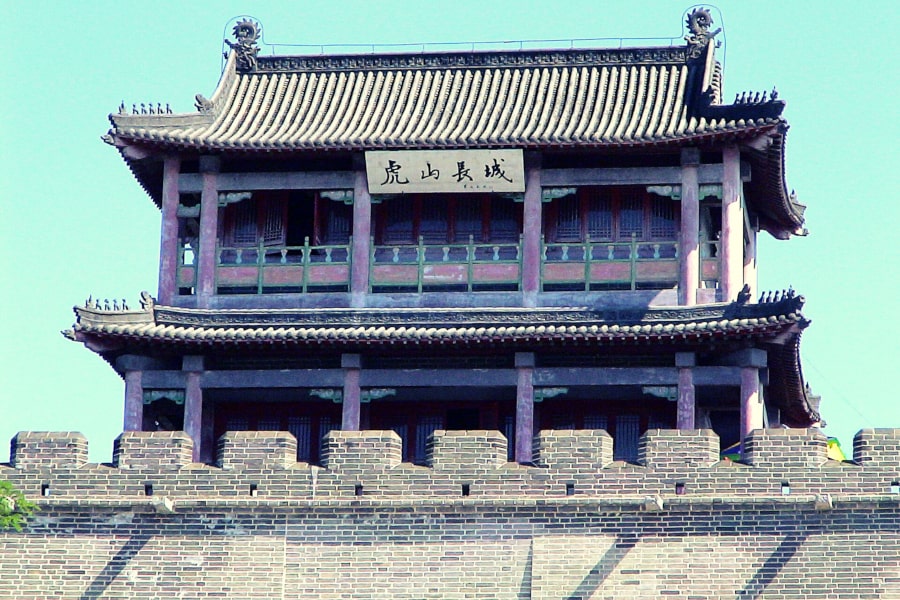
[224,19,261,72]
[684,7,721,60]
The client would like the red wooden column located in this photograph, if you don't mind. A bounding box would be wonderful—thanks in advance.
[183,356,204,462]
[196,156,220,308]
[679,148,700,306]
[738,349,767,444]
[741,368,762,442]
[521,153,543,308]
[744,224,758,302]
[158,156,181,305]
[341,354,361,431]
[515,352,535,463]
[350,156,372,308]
[676,352,696,429]
[123,370,143,432]
[721,146,743,302]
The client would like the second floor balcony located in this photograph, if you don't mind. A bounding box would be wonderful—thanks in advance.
[175,234,720,299]
[170,185,724,307]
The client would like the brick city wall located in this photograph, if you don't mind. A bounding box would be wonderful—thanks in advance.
[1,428,898,599]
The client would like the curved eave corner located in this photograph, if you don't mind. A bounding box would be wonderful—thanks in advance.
[744,124,808,241]
[764,314,818,428]
[101,52,241,204]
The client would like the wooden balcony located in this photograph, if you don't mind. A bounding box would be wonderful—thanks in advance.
[175,235,719,297]
[541,235,719,292]
[370,236,521,293]
[212,238,351,294]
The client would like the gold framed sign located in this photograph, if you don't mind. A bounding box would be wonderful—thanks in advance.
[365,149,525,194]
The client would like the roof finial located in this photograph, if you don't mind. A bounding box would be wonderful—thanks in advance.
[684,7,721,60]
[224,19,261,72]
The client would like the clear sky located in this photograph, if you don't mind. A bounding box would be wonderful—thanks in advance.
[2,0,898,462]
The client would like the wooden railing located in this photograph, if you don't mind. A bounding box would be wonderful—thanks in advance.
[192,234,718,296]
[215,237,351,294]
[370,235,521,293]
[541,235,721,291]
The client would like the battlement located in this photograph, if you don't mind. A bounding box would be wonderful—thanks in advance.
[3,428,898,506]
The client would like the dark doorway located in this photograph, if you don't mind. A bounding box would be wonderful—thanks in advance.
[446,408,480,430]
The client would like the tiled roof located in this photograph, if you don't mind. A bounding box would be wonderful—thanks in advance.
[66,294,815,426]
[108,47,782,152]
[68,296,808,348]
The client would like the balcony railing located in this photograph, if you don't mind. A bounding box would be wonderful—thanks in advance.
[541,235,720,291]
[370,235,522,293]
[175,234,719,296]
[214,238,351,294]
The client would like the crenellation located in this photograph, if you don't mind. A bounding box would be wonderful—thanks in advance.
[320,430,403,470]
[426,430,508,471]
[10,431,89,470]
[638,429,719,470]
[743,428,829,468]
[853,429,900,468]
[2,428,899,504]
[217,431,298,470]
[533,429,613,471]
[113,431,194,469]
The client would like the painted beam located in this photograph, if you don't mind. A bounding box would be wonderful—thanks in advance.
[361,369,517,387]
[533,366,743,386]
[201,370,344,388]
[178,170,355,193]
[541,163,749,187]
[144,366,744,389]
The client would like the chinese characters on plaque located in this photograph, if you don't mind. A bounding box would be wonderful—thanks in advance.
[365,150,525,194]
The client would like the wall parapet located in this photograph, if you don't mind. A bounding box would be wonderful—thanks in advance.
[3,429,898,503]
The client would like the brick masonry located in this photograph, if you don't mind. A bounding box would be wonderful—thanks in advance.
[1,428,898,599]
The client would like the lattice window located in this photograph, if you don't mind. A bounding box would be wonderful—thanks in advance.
[231,201,258,246]
[490,197,519,242]
[614,414,641,462]
[325,203,352,244]
[618,190,644,239]
[288,416,312,462]
[261,200,286,246]
[384,197,415,244]
[415,415,443,464]
[555,194,581,241]
[650,197,677,239]
[586,189,613,240]
[454,197,482,241]
[419,198,449,243]
[226,197,286,247]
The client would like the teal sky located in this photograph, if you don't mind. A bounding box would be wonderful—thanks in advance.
[2,0,898,462]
